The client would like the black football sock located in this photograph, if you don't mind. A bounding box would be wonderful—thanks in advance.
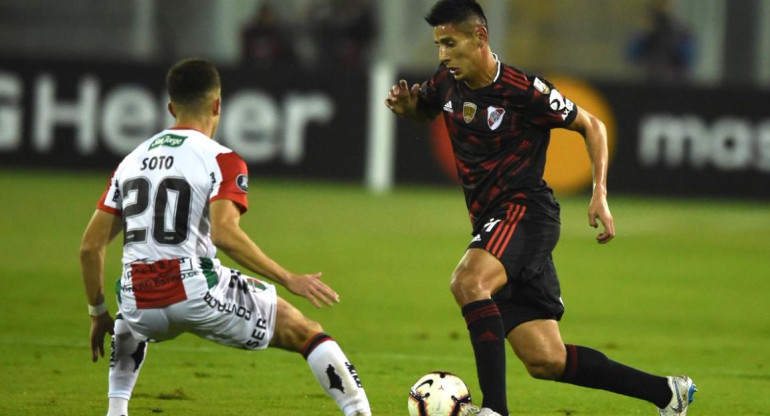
[462,299,508,416]
[558,344,672,408]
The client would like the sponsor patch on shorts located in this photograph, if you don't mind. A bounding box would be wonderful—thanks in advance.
[130,259,187,309]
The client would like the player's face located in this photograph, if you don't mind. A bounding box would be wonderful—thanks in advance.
[433,23,484,84]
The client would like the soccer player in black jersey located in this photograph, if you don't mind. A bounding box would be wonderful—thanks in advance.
[384,1,696,416]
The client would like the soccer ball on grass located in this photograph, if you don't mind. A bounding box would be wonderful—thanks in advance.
[407,371,472,416]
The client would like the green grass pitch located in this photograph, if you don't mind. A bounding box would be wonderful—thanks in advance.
[0,169,768,415]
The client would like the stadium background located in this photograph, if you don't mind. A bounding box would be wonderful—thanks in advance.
[1,0,768,415]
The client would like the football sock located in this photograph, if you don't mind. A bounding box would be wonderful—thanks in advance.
[106,398,128,416]
[462,299,508,416]
[107,318,147,413]
[558,344,672,408]
[304,333,371,416]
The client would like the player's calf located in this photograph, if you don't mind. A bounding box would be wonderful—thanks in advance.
[521,354,566,380]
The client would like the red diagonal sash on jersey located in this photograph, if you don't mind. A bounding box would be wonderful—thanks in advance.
[130,259,187,309]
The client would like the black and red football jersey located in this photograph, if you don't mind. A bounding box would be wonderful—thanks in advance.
[418,59,578,228]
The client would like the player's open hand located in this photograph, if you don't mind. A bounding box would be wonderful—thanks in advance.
[90,312,114,362]
[384,79,421,116]
[285,272,340,308]
[588,193,615,244]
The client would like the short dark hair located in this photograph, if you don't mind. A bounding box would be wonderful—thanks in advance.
[166,58,221,109]
[424,0,487,28]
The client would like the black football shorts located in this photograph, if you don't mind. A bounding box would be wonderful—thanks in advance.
[467,200,564,334]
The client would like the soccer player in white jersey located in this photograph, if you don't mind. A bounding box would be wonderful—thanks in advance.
[80,58,371,416]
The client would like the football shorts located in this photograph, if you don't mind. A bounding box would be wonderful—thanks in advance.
[468,200,564,334]
[116,257,277,350]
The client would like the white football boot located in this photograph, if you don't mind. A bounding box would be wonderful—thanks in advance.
[459,403,503,416]
[658,375,697,416]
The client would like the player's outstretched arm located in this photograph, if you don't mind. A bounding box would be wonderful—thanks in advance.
[80,209,121,361]
[384,79,436,122]
[209,199,340,308]
[566,106,615,244]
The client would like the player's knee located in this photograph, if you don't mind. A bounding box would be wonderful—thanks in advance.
[303,319,323,338]
[449,272,473,303]
[289,317,323,348]
[272,302,324,352]
[450,266,489,304]
[522,354,565,380]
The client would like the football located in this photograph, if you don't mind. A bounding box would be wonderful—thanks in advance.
[407,371,472,416]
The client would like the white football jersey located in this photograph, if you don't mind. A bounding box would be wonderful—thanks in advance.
[97,128,249,264]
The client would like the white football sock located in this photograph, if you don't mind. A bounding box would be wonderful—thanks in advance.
[306,340,371,416]
[106,397,128,416]
[107,319,147,416]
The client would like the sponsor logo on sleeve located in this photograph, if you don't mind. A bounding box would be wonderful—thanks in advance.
[548,89,575,120]
[487,106,505,130]
[443,100,454,113]
[236,174,249,193]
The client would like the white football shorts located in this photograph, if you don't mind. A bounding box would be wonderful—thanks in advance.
[116,257,277,350]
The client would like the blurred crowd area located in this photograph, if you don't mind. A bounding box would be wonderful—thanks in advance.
[0,0,768,86]
[240,0,376,70]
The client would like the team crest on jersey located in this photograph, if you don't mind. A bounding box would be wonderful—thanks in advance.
[149,133,187,150]
[533,77,550,95]
[463,102,477,123]
[236,174,249,193]
[487,106,505,130]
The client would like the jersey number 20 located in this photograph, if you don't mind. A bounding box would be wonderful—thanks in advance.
[122,177,191,245]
